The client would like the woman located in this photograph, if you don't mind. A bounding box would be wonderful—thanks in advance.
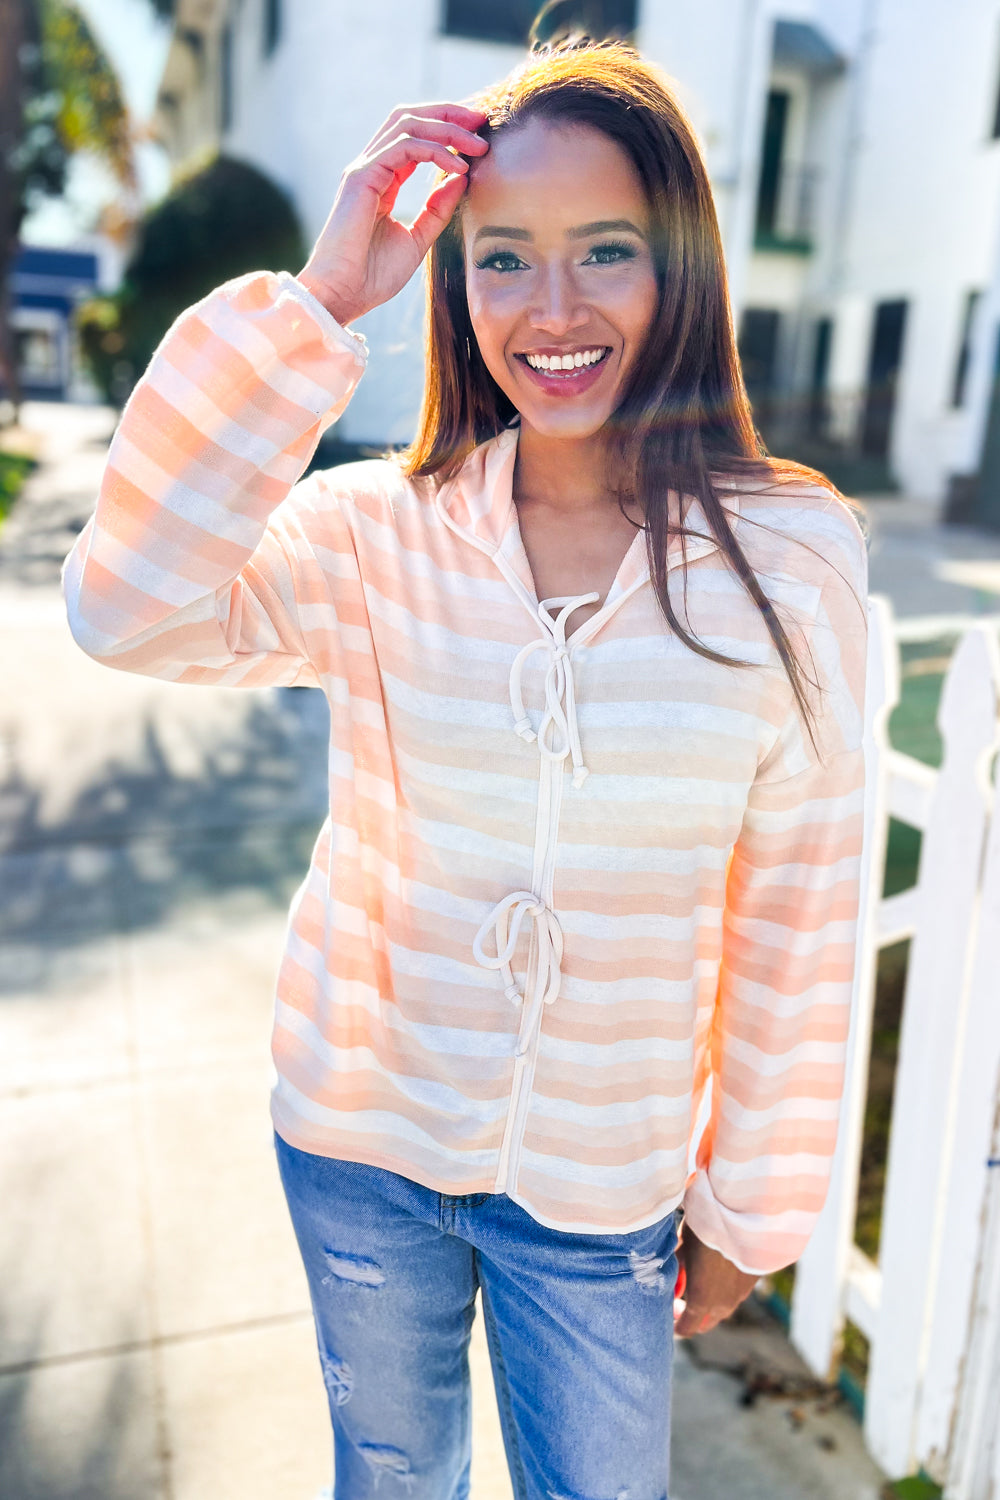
[62,37,868,1500]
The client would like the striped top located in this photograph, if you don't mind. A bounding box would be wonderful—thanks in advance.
[62,269,868,1275]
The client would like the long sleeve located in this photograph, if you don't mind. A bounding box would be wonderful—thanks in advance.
[61,269,367,689]
[681,507,870,1275]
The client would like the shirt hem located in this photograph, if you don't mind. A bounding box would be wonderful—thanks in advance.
[271,1101,688,1237]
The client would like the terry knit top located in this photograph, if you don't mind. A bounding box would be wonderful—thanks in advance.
[61,269,869,1276]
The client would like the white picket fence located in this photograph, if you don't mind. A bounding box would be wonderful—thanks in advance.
[788,595,1000,1491]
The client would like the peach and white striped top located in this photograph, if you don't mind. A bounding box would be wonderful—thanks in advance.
[62,270,868,1275]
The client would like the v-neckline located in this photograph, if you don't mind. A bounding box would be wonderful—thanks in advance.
[505,521,649,639]
[496,491,651,634]
[434,424,738,640]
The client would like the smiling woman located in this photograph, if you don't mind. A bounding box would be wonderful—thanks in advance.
[409,42,855,737]
[62,32,869,1500]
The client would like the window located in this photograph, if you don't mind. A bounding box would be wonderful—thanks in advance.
[441,0,636,48]
[220,22,233,131]
[992,31,1000,138]
[15,323,61,387]
[951,290,981,407]
[263,0,281,57]
[755,90,790,239]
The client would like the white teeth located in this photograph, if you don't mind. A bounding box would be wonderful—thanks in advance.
[524,348,607,371]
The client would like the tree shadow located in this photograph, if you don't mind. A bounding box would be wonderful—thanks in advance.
[0,682,334,1496]
[0,686,331,992]
[0,1309,163,1500]
[0,425,111,591]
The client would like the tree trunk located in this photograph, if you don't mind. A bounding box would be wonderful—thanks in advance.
[0,0,28,423]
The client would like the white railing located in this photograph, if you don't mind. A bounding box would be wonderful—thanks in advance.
[788,595,1000,1491]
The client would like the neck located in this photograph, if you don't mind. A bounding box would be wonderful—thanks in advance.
[512,423,615,513]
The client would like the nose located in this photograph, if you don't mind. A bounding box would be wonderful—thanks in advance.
[527,261,588,336]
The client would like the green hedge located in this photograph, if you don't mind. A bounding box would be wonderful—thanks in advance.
[78,154,305,403]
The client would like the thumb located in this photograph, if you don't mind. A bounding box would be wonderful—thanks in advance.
[409,171,468,260]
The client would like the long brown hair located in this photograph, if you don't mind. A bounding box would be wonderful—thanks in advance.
[403,38,864,744]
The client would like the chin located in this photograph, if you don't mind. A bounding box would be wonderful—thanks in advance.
[514,402,614,443]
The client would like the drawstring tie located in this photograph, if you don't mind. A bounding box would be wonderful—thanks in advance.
[472,891,564,1057]
[473,596,597,1054]
[507,594,598,790]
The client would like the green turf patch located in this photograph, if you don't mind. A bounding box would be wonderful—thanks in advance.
[0,449,35,524]
[889,639,951,769]
[880,1474,944,1500]
[880,637,951,896]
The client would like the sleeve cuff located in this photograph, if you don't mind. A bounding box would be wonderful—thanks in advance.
[272,270,370,368]
[192,269,369,439]
[681,1170,792,1277]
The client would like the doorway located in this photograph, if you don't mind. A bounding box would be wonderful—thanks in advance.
[861,299,908,459]
[738,307,782,437]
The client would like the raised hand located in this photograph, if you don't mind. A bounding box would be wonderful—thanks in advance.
[672,1220,761,1337]
[297,102,489,327]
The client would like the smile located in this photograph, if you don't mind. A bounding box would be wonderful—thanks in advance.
[513,346,614,399]
[519,347,610,371]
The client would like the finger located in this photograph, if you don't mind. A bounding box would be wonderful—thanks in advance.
[674,1313,707,1338]
[408,172,468,259]
[393,114,489,158]
[673,1304,697,1338]
[379,101,488,136]
[673,1300,715,1338]
[378,159,419,220]
[345,140,468,219]
[370,136,471,183]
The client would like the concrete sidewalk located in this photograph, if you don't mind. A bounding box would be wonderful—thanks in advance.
[6,402,993,1500]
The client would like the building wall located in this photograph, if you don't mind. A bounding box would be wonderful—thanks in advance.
[824,0,1000,498]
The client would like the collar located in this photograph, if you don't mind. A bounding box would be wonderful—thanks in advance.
[433,425,741,597]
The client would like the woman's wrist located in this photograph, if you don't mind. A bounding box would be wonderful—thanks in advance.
[295,271,359,330]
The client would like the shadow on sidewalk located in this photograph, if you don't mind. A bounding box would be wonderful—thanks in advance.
[0,1311,157,1500]
[0,689,330,991]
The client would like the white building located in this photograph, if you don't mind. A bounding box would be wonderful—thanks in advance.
[152,0,1000,516]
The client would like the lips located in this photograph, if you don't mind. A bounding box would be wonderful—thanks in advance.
[513,345,614,397]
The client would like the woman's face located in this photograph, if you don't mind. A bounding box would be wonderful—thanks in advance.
[461,116,659,444]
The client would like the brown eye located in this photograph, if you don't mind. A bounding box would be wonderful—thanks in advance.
[584,241,639,265]
[474,250,528,273]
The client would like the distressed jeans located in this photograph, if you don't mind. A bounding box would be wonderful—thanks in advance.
[274,1131,682,1500]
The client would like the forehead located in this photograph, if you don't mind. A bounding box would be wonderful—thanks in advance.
[462,117,649,232]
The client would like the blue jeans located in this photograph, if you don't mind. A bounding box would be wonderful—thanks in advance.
[274,1132,682,1500]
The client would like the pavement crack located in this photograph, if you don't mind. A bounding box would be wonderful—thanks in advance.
[0,1309,314,1380]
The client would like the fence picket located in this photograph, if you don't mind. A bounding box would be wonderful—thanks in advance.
[864,627,999,1476]
[786,600,1000,1487]
[914,629,1000,1482]
[790,596,897,1376]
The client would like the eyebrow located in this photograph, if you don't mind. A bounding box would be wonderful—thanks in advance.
[472,218,646,245]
